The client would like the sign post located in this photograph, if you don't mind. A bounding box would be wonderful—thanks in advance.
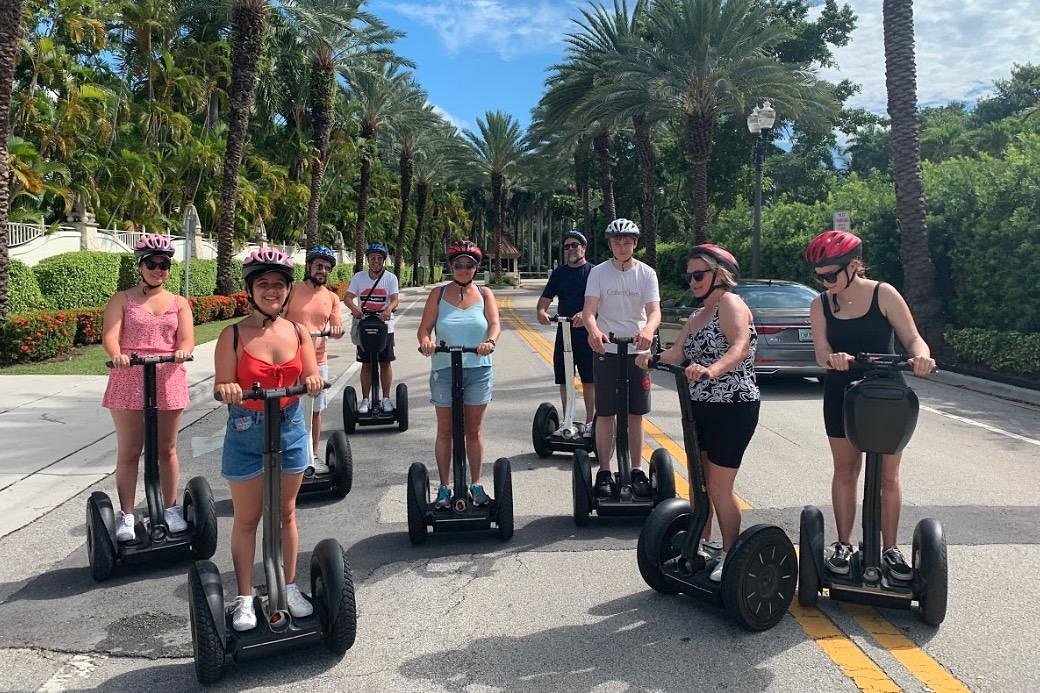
[833,211,852,232]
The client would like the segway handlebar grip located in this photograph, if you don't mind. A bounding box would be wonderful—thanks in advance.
[850,353,917,374]
[548,314,573,323]
[607,333,635,345]
[213,381,330,402]
[431,342,480,354]
[309,330,333,338]
[106,353,194,368]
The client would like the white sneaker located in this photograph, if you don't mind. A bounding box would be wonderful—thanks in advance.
[582,423,595,439]
[116,511,136,542]
[358,398,371,414]
[311,456,331,475]
[710,551,727,583]
[381,397,394,412]
[231,595,257,631]
[698,538,722,559]
[285,583,313,618]
[164,506,188,533]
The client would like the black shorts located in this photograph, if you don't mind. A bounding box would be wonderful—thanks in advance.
[594,353,651,416]
[357,332,396,363]
[690,400,760,469]
[554,326,595,385]
[823,370,904,438]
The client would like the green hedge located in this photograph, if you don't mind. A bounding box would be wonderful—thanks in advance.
[9,260,51,314]
[0,311,77,364]
[33,252,123,310]
[945,328,1040,375]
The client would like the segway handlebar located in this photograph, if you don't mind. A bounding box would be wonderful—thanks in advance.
[309,330,333,338]
[106,353,194,368]
[607,333,635,345]
[548,314,576,323]
[419,342,480,355]
[849,353,930,375]
[213,381,330,402]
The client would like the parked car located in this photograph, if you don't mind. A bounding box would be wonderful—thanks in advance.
[657,279,825,378]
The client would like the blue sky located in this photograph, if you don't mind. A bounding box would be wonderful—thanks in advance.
[369,0,1040,135]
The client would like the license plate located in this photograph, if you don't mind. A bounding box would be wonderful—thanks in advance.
[798,328,812,342]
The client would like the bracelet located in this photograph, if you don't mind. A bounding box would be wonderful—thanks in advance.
[486,338,497,346]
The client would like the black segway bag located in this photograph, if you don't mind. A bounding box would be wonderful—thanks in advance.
[843,374,919,455]
[358,314,388,354]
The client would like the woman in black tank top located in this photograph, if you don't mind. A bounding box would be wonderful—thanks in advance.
[805,230,936,582]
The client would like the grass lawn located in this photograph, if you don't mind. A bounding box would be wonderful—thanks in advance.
[0,317,239,376]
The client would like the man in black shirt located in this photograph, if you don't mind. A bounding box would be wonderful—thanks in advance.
[537,230,596,436]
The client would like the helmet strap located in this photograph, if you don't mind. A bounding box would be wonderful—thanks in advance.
[694,271,726,301]
[139,274,164,294]
[246,288,288,326]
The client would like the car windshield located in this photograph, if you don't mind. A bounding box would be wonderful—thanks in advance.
[733,284,817,309]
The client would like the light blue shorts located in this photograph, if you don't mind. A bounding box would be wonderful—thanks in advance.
[313,363,329,412]
[430,366,494,407]
[221,401,310,482]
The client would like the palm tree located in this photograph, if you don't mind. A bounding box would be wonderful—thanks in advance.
[463,111,528,275]
[610,0,830,242]
[409,122,466,284]
[386,87,437,275]
[0,0,25,321]
[882,0,943,350]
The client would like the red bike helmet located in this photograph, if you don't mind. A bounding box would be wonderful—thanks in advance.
[134,234,175,262]
[805,230,862,268]
[447,240,482,263]
[689,243,740,276]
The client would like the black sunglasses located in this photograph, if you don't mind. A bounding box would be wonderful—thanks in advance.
[562,242,582,249]
[684,269,712,283]
[452,261,477,270]
[815,264,848,284]
[144,259,171,271]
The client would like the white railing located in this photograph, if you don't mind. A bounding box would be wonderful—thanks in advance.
[7,222,45,247]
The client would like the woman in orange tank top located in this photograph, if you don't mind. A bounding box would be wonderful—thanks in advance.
[213,250,323,632]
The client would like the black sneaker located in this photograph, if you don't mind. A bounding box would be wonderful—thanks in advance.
[631,468,652,497]
[882,547,913,581]
[827,541,853,575]
[594,469,614,498]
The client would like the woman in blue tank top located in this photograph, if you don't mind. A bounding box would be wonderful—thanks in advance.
[806,231,936,583]
[417,240,501,510]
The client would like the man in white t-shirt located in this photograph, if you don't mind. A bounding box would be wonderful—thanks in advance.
[582,218,661,499]
[345,242,400,413]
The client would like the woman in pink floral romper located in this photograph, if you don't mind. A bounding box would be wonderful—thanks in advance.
[101,234,195,542]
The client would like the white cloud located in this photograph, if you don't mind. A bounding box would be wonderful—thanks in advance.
[820,0,1040,114]
[383,0,584,60]
[430,103,471,133]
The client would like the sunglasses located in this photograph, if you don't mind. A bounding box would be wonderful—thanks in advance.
[562,242,582,249]
[144,259,171,271]
[684,269,712,283]
[815,264,848,284]
[452,261,477,270]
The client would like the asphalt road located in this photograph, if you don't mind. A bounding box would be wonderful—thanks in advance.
[0,284,1037,692]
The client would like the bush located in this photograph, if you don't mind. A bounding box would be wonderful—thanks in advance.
[33,251,123,310]
[329,281,349,301]
[9,260,51,314]
[69,307,106,346]
[1,310,77,364]
[169,259,219,297]
[230,291,251,316]
[190,295,236,324]
[945,328,1040,375]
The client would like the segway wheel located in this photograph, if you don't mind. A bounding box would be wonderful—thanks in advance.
[572,449,593,526]
[649,448,677,503]
[798,506,824,607]
[722,525,797,631]
[184,476,218,559]
[406,463,429,545]
[188,560,226,685]
[636,498,689,594]
[342,386,358,434]
[396,383,409,432]
[493,457,514,541]
[913,517,948,626]
[311,538,357,654]
[329,431,353,498]
[86,492,117,581]
[532,403,559,458]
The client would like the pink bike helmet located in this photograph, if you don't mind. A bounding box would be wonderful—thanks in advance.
[243,248,294,288]
[134,234,175,262]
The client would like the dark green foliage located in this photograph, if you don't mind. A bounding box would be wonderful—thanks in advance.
[33,252,123,310]
[169,259,219,297]
[9,260,51,315]
[945,328,1040,375]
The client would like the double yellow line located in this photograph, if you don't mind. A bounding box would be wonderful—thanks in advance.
[499,294,968,693]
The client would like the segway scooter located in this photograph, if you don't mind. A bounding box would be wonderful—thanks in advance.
[189,382,357,685]
[799,353,947,626]
[532,315,595,458]
[299,330,353,499]
[342,310,408,433]
[87,354,217,581]
[406,343,513,544]
[571,335,675,525]
[637,359,797,631]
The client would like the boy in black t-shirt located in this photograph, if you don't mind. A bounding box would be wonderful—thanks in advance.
[536,230,596,435]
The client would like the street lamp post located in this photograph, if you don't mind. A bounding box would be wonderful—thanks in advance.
[747,100,775,278]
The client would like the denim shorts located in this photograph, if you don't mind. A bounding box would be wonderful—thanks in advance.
[430,365,494,407]
[313,363,329,412]
[221,400,310,481]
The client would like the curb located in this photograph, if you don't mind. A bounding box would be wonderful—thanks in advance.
[929,369,1040,407]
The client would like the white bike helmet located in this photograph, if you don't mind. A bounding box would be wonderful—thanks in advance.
[604,218,640,238]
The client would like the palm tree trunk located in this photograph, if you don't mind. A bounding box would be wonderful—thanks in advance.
[411,180,428,285]
[685,110,714,244]
[215,0,268,296]
[883,0,944,351]
[304,58,334,249]
[633,112,657,268]
[0,0,24,321]
[394,152,413,275]
[491,171,503,274]
[592,130,616,221]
